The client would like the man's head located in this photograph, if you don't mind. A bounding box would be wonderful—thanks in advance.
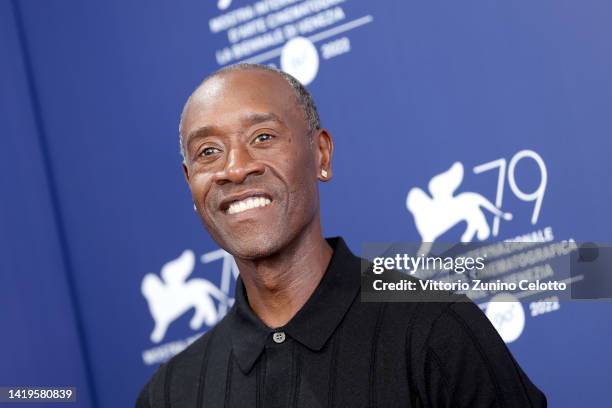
[179,64,321,162]
[180,64,333,259]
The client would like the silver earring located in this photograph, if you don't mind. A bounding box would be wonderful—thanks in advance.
[321,169,328,178]
[193,203,197,212]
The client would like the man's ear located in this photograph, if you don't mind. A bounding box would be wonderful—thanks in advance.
[182,163,190,183]
[315,128,334,181]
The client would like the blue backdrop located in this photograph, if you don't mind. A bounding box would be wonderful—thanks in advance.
[2,0,611,406]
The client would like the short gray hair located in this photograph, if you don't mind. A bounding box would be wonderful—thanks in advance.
[179,63,321,163]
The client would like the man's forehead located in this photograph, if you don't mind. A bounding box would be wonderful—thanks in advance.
[183,69,301,129]
[192,69,295,106]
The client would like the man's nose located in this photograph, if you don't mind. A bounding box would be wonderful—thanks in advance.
[214,145,264,185]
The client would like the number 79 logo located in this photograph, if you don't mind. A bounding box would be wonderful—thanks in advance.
[407,149,548,253]
[473,150,547,237]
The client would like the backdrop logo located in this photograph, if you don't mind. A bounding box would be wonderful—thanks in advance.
[208,0,374,85]
[484,293,525,343]
[280,36,319,85]
[407,150,547,254]
[217,0,232,10]
[405,149,562,343]
[140,248,238,365]
[407,162,513,255]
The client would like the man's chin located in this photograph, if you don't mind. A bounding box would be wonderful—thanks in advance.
[217,232,286,260]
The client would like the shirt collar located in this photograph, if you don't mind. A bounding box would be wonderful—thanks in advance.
[228,236,362,373]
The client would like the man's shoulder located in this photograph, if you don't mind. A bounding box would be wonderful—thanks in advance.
[358,265,496,348]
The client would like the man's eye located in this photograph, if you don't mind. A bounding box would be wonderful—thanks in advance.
[254,133,274,143]
[200,147,220,156]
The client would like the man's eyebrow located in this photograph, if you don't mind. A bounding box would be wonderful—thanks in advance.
[184,125,219,150]
[241,112,286,128]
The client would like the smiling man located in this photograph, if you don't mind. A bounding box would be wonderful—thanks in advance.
[136,64,546,407]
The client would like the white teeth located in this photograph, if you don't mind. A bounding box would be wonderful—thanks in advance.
[227,196,272,214]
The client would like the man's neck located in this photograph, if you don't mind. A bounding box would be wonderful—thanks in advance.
[235,223,333,328]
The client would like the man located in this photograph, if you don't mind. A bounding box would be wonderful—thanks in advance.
[137,63,546,407]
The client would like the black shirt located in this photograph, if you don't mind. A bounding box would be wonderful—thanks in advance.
[137,237,546,407]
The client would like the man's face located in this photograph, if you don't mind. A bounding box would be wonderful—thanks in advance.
[181,70,327,259]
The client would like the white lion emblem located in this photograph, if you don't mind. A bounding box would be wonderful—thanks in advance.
[141,250,233,343]
[407,162,512,255]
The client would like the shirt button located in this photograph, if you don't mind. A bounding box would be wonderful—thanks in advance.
[272,331,286,344]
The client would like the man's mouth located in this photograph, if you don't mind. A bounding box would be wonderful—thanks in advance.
[226,196,272,215]
[219,191,274,215]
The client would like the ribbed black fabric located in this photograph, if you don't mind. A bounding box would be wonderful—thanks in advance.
[326,326,340,408]
[163,359,173,408]
[369,303,386,408]
[255,354,265,408]
[136,237,547,408]
[289,342,301,408]
[196,330,214,407]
